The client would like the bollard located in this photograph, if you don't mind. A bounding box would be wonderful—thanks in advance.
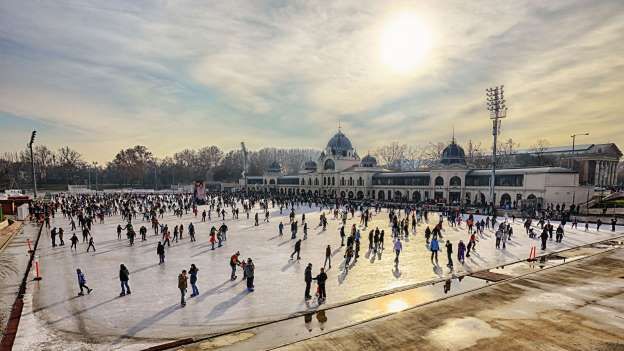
[27,238,33,253]
[527,245,537,262]
[33,260,42,281]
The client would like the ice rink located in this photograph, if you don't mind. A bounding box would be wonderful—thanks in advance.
[13,203,624,350]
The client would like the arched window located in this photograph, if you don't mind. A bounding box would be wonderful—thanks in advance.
[358,177,363,186]
[450,176,461,187]
[435,176,444,186]
[412,191,421,202]
[500,193,512,207]
[323,177,326,186]
[324,159,335,171]
[307,178,311,186]
[349,177,353,186]
[341,177,345,186]
[332,177,335,186]
[377,190,385,200]
[314,178,319,186]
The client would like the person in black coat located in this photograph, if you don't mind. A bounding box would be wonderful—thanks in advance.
[313,268,328,302]
[290,239,301,260]
[540,228,549,250]
[304,263,313,300]
[157,241,165,264]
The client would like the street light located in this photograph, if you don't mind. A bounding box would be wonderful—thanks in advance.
[570,132,589,158]
[93,161,98,191]
[486,85,508,210]
[28,130,37,199]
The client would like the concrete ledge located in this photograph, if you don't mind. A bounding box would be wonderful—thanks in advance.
[0,221,23,253]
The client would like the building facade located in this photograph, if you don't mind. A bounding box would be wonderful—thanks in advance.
[243,131,620,208]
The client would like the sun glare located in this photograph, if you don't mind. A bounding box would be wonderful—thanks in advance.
[380,12,432,74]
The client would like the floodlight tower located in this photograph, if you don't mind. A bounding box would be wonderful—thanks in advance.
[486,86,507,208]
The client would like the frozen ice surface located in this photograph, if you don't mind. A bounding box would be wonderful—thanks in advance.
[14,203,623,349]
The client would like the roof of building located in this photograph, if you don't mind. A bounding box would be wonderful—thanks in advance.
[467,167,576,175]
[515,144,593,154]
[373,171,430,178]
[303,160,317,170]
[360,154,377,167]
[326,131,353,152]
[440,140,466,165]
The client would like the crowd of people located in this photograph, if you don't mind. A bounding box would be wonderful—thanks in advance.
[28,190,620,309]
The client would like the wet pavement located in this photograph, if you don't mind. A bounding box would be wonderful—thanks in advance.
[8,204,624,350]
[176,238,624,351]
[270,245,624,351]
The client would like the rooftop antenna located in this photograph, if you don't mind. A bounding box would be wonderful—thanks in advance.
[338,120,341,132]
[452,126,455,144]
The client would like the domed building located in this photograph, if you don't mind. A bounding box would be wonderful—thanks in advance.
[360,154,377,168]
[302,160,317,172]
[440,139,466,166]
[318,130,361,172]
[242,130,612,209]
[326,131,354,157]
[267,161,282,174]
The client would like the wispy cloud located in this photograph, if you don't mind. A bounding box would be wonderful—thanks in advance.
[0,0,622,162]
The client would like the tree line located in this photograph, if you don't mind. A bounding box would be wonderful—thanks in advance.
[0,145,319,190]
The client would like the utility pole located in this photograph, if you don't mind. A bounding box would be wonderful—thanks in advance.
[486,86,507,209]
[28,131,37,199]
[93,161,98,191]
[241,142,248,194]
[570,132,589,207]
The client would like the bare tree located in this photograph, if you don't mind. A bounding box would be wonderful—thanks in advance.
[418,142,446,168]
[374,142,407,168]
[531,138,551,165]
[497,138,520,168]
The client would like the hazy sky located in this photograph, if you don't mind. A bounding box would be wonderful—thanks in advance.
[1,0,623,163]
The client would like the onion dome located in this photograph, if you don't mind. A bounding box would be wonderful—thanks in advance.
[440,140,466,165]
[326,131,353,155]
[268,161,282,173]
[360,154,377,167]
[303,160,317,171]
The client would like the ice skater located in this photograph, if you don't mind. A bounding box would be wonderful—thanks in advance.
[244,258,255,292]
[290,239,302,260]
[189,264,199,297]
[119,264,131,296]
[87,236,96,252]
[76,268,92,296]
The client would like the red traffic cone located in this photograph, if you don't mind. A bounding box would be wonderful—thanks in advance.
[33,260,42,281]
[527,244,537,262]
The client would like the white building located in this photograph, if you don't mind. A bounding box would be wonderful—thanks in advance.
[244,131,618,209]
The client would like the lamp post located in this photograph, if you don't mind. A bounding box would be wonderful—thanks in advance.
[570,132,589,207]
[486,86,507,210]
[28,131,37,199]
[93,161,98,191]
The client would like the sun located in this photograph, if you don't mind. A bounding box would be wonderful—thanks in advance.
[380,12,432,74]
